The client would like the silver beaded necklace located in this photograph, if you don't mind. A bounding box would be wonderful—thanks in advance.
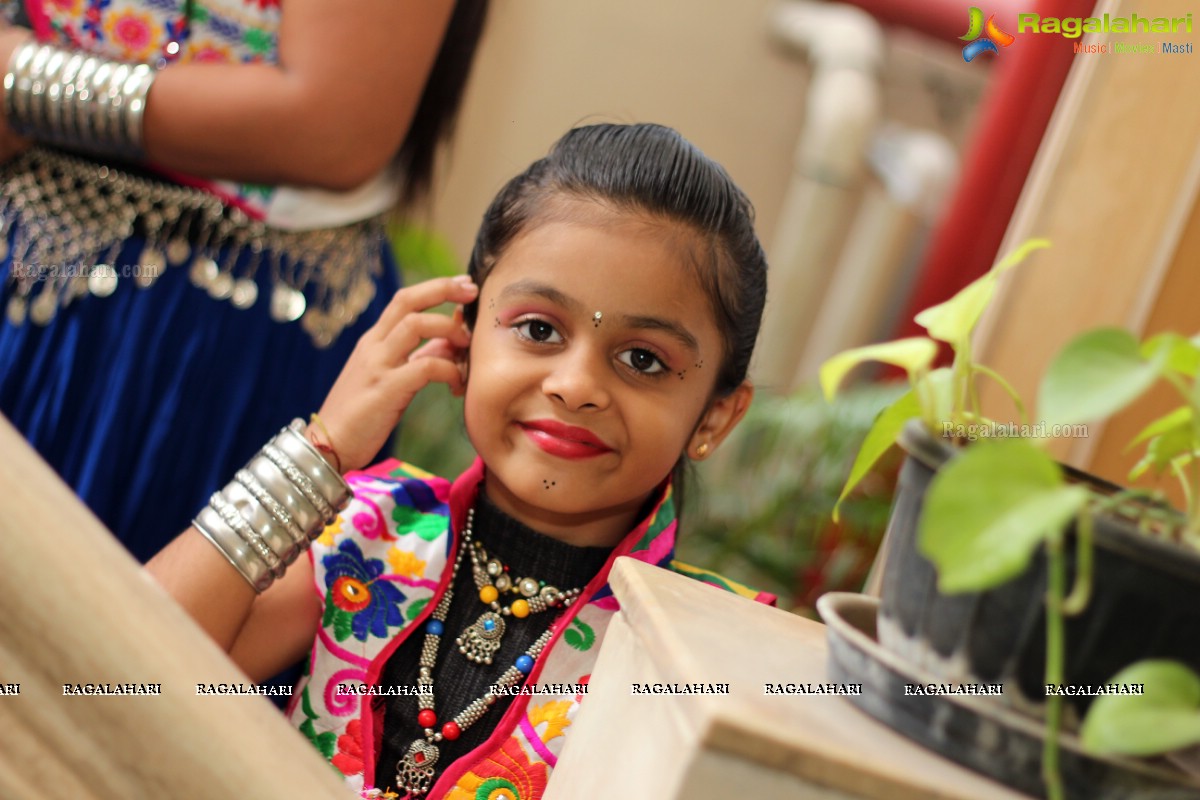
[456,537,582,665]
[394,507,559,797]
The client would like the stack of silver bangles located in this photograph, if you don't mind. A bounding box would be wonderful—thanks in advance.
[193,420,352,593]
[4,40,155,159]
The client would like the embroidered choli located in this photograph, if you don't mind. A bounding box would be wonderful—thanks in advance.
[24,0,398,227]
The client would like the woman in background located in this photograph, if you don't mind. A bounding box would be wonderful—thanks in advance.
[0,0,489,562]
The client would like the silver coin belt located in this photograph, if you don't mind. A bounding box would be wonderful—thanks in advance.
[0,146,385,348]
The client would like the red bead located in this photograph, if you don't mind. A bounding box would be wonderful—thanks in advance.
[441,721,461,741]
[417,709,437,728]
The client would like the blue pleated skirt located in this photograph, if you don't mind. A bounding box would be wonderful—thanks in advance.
[0,229,400,564]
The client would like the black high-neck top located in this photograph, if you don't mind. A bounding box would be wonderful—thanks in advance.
[373,492,613,794]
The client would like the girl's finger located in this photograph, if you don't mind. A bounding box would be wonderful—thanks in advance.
[375,276,477,334]
[385,355,465,403]
[380,311,471,365]
[409,337,465,363]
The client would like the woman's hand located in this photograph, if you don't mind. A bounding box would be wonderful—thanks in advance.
[0,25,33,164]
[314,275,477,473]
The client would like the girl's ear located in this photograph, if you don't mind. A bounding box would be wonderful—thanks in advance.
[687,381,753,460]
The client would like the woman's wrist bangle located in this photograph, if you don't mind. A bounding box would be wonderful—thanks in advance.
[194,419,354,593]
[4,40,156,160]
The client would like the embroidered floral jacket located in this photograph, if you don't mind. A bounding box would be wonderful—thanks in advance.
[286,458,775,799]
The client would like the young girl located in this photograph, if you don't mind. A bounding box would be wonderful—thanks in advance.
[148,122,775,799]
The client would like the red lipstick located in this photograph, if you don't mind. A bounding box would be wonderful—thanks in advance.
[520,419,613,459]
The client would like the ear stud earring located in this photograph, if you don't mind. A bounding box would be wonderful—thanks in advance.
[695,442,710,458]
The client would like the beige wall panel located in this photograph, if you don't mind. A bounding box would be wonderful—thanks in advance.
[425,0,811,261]
[974,0,1200,483]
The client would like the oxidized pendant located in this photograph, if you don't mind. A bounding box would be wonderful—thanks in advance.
[269,283,306,322]
[396,739,439,797]
[189,255,218,289]
[6,295,27,326]
[166,236,191,266]
[456,611,505,665]
[137,246,164,288]
[230,277,258,309]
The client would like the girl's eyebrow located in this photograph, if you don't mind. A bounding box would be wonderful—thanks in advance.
[498,279,576,310]
[619,314,699,353]
[498,278,700,353]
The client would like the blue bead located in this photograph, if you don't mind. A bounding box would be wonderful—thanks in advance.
[483,619,496,632]
[426,620,444,636]
[515,655,534,674]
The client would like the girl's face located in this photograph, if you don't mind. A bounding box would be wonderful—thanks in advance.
[464,205,751,547]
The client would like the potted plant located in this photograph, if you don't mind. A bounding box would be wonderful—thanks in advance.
[819,239,1200,799]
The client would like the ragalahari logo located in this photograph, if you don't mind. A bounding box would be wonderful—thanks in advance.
[960,7,1015,62]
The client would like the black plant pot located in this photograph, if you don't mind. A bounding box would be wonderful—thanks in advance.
[876,420,1200,725]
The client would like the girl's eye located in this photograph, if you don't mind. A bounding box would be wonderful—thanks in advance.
[618,348,666,375]
[516,319,562,344]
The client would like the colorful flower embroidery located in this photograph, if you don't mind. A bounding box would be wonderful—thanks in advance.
[82,0,111,42]
[332,718,365,777]
[184,39,235,63]
[299,685,337,760]
[386,547,426,579]
[317,515,344,547]
[392,504,449,541]
[446,738,549,800]
[526,700,572,743]
[46,0,85,18]
[103,7,162,61]
[322,540,407,642]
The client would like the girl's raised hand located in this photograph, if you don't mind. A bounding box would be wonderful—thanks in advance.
[313,275,477,473]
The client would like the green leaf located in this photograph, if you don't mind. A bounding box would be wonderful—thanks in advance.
[564,618,596,651]
[917,367,956,425]
[1039,328,1163,427]
[405,597,429,621]
[321,591,336,629]
[914,274,996,349]
[1128,407,1192,449]
[299,686,338,760]
[914,239,1050,349]
[1128,427,1195,481]
[393,506,450,541]
[832,389,920,522]
[1082,660,1200,756]
[1141,332,1200,377]
[819,338,937,401]
[332,608,354,642]
[988,237,1053,276]
[918,439,1088,592]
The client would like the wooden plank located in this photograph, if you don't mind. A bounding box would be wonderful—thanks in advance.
[0,414,350,800]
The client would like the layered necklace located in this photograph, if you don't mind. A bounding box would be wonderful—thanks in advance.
[456,538,582,665]
[394,508,582,797]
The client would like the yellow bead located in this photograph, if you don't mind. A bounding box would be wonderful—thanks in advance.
[511,599,530,618]
[480,586,499,604]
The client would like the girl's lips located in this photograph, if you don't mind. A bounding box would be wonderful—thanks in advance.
[519,420,612,459]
